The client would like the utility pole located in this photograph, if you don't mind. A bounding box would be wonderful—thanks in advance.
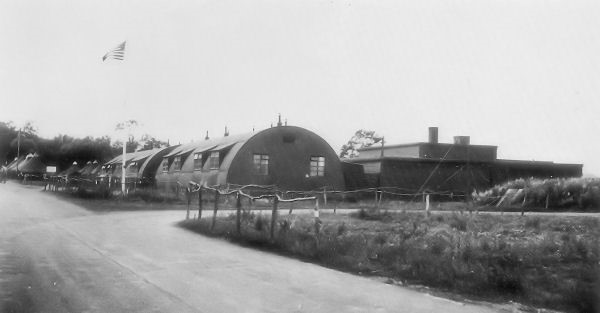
[116,120,137,197]
[122,132,126,195]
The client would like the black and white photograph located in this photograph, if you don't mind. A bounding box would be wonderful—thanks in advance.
[0,0,598,312]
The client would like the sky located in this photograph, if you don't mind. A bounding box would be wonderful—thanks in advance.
[1,0,599,175]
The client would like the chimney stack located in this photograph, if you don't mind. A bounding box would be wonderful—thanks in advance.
[277,114,282,127]
[224,126,229,137]
[205,131,209,140]
[428,127,438,144]
[453,136,470,145]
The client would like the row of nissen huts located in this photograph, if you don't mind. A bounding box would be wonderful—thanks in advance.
[7,125,583,195]
[54,125,345,193]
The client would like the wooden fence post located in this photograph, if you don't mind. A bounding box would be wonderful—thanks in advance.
[314,198,321,248]
[270,197,279,240]
[236,192,242,235]
[374,188,378,207]
[425,193,430,217]
[185,188,191,220]
[323,187,327,207]
[211,189,219,230]
[197,186,203,220]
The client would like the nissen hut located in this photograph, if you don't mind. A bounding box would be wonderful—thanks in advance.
[101,146,178,186]
[155,124,345,192]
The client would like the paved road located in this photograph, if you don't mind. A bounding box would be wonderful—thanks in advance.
[0,182,504,313]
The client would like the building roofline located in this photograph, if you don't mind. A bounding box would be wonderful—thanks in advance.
[357,142,498,151]
[495,159,583,167]
[342,156,583,167]
[342,156,491,164]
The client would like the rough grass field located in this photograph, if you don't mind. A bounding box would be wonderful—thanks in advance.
[180,209,600,313]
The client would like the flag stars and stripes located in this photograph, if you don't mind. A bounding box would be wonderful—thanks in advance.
[102,41,126,61]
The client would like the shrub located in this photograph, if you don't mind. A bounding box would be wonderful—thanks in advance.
[474,177,600,211]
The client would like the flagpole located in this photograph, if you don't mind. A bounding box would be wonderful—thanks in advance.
[103,40,128,197]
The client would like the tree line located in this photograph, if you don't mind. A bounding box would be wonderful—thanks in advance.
[0,121,167,171]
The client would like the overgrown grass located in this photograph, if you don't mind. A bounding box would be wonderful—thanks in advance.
[179,210,600,313]
[474,177,600,211]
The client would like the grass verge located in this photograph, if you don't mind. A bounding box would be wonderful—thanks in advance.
[179,209,599,313]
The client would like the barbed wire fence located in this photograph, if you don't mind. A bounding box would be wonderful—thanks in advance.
[42,176,479,239]
[175,181,475,239]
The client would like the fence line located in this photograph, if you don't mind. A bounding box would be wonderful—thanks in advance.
[185,181,318,240]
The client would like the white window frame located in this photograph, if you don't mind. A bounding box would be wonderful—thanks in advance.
[253,154,269,175]
[309,156,325,177]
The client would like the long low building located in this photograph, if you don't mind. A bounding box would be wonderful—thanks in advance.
[85,124,345,193]
[343,127,583,195]
[156,124,345,193]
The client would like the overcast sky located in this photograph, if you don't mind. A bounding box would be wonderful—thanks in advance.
[1,0,599,175]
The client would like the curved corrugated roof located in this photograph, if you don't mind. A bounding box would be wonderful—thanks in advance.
[6,156,25,172]
[106,148,168,165]
[105,152,137,165]
[59,163,82,177]
[164,133,254,158]
[138,145,177,178]
[19,155,46,174]
[90,161,102,176]
[79,161,103,177]
[130,149,162,162]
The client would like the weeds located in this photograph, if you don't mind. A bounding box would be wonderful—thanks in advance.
[448,213,468,231]
[525,216,542,231]
[351,208,393,221]
[179,212,600,313]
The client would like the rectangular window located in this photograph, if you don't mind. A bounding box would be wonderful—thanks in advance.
[173,156,185,171]
[173,156,180,171]
[162,158,169,172]
[253,154,269,175]
[209,151,220,169]
[310,156,325,177]
[193,153,202,170]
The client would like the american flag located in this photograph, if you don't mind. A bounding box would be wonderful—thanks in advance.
[102,41,126,61]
